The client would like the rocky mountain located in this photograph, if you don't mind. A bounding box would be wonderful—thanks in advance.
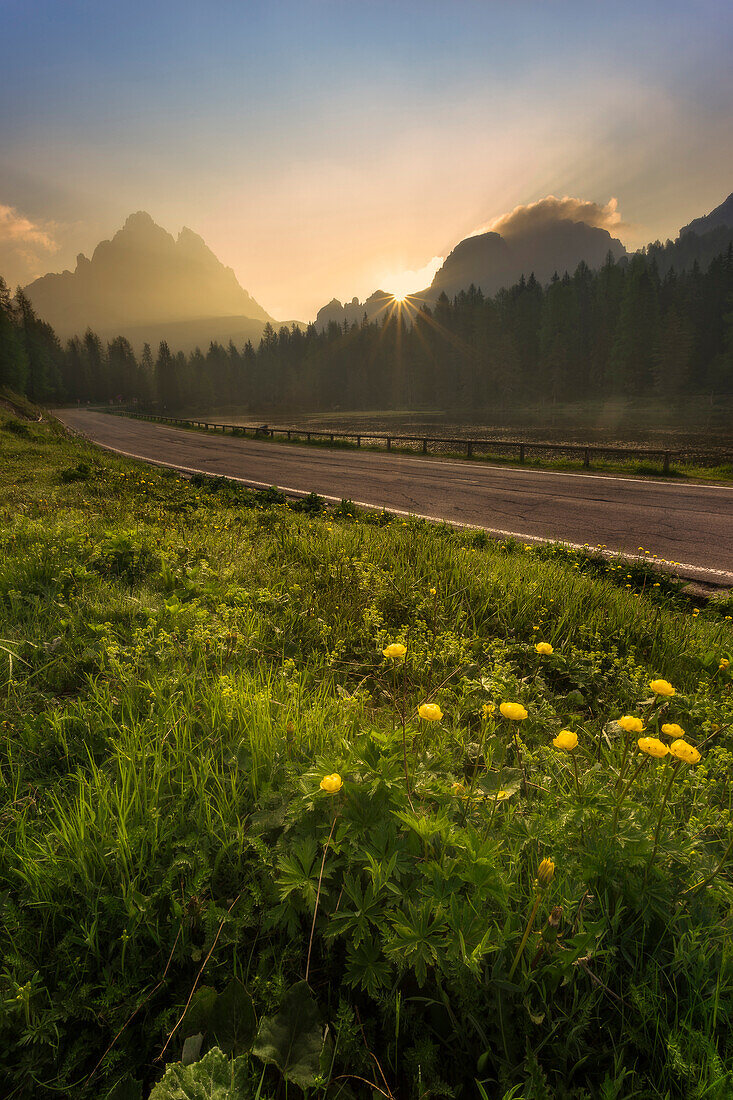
[680,192,733,237]
[314,215,627,329]
[429,219,626,300]
[644,191,733,278]
[24,211,274,350]
[315,290,395,330]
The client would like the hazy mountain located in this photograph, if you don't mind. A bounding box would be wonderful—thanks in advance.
[429,219,626,299]
[24,211,274,350]
[680,192,733,237]
[644,192,733,278]
[315,290,395,330]
[314,215,627,329]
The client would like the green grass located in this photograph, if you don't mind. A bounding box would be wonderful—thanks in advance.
[2,414,733,1100]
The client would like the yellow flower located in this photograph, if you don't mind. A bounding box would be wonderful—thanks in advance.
[638,737,669,758]
[552,729,578,752]
[500,702,528,721]
[481,702,496,718]
[535,642,554,655]
[618,715,644,733]
[720,658,730,670]
[429,587,437,596]
[320,773,343,793]
[669,739,701,765]
[382,642,407,659]
[650,679,675,696]
[451,781,466,796]
[661,723,685,738]
[495,789,510,800]
[536,858,555,888]
[418,702,443,722]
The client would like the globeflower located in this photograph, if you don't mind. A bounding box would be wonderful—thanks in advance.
[720,658,730,670]
[618,715,644,733]
[319,773,343,793]
[670,739,701,765]
[418,702,443,722]
[638,737,669,758]
[535,642,554,655]
[661,723,685,738]
[552,729,578,752]
[650,679,675,697]
[500,702,528,721]
[382,642,407,659]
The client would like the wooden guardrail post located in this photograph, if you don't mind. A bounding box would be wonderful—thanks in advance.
[135,416,721,474]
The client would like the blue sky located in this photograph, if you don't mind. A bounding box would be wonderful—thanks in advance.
[2,0,732,318]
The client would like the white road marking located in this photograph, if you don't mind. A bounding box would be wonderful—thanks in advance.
[79,436,733,585]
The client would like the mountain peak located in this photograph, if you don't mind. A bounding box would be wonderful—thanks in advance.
[24,212,274,342]
[122,210,158,232]
[177,225,208,248]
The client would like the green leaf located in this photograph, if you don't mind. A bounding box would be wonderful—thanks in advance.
[209,979,257,1055]
[182,1034,204,1066]
[104,1075,143,1100]
[182,986,218,1039]
[252,980,323,1088]
[148,1047,249,1100]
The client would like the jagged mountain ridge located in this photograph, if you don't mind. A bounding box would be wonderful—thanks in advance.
[24,211,274,349]
[315,217,627,330]
[314,192,733,331]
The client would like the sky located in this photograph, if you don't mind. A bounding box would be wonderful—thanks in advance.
[1,0,732,321]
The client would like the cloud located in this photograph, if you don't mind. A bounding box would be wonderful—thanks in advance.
[0,202,59,287]
[0,203,57,251]
[472,195,628,240]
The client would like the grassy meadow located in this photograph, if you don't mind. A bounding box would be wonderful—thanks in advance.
[2,412,733,1099]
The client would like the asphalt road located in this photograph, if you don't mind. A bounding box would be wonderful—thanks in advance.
[54,409,733,585]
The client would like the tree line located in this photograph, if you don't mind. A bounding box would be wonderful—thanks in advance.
[1,246,732,413]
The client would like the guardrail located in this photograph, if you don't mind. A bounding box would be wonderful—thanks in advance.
[111,411,733,473]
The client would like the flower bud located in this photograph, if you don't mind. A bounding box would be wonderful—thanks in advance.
[536,858,555,889]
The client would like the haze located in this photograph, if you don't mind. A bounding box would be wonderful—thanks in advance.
[2,0,733,321]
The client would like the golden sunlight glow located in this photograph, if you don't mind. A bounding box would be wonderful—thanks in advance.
[378,255,444,305]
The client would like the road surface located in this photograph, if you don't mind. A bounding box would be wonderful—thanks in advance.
[54,409,733,585]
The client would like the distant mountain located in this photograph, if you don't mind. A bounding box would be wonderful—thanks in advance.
[314,216,627,329]
[645,191,733,278]
[429,219,626,300]
[315,291,395,330]
[24,211,274,350]
[680,192,733,237]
